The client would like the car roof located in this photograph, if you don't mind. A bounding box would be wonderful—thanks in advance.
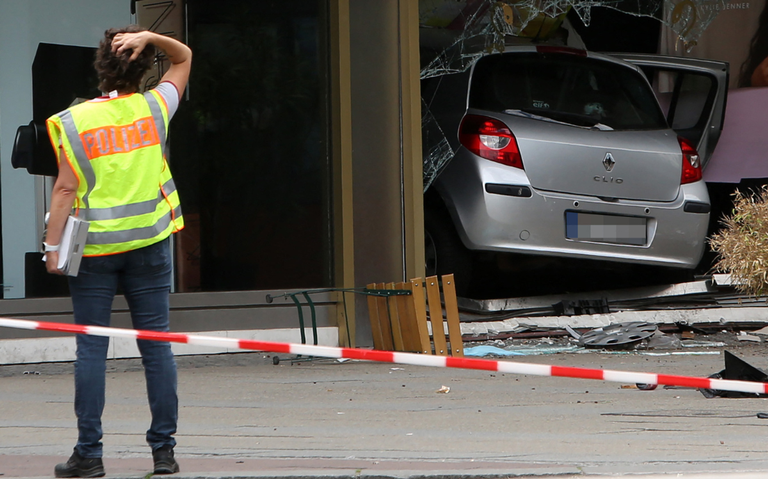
[493,45,642,73]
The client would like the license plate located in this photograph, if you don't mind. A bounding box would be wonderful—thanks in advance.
[565,211,646,246]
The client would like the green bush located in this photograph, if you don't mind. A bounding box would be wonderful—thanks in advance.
[710,187,768,296]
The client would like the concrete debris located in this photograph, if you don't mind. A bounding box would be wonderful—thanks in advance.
[635,351,721,356]
[464,344,725,358]
[458,279,717,314]
[464,344,583,357]
[710,274,742,286]
[564,325,581,339]
[646,331,682,350]
[460,308,768,338]
[751,325,768,335]
[680,341,727,348]
[456,279,768,358]
[460,318,527,336]
[736,331,761,342]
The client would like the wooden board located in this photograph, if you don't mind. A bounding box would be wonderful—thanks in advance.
[386,282,405,351]
[366,282,386,350]
[409,278,432,354]
[374,282,395,351]
[441,274,464,357]
[395,282,422,352]
[425,275,448,356]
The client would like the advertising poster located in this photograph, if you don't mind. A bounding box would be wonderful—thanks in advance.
[661,0,768,183]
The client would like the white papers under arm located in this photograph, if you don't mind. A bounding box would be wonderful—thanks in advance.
[57,216,90,276]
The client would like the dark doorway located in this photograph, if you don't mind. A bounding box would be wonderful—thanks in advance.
[171,0,333,292]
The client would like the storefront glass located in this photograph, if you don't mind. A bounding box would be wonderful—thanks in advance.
[171,0,333,292]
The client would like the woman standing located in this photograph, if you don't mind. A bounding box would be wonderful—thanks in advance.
[45,26,191,477]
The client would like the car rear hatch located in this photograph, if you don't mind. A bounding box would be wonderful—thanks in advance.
[468,48,684,202]
[497,115,682,201]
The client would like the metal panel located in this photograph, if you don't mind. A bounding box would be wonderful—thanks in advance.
[331,0,356,347]
[349,0,423,347]
[0,290,336,340]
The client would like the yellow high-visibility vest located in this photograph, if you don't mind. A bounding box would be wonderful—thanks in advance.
[46,90,184,256]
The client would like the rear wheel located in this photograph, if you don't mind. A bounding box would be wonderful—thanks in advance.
[425,210,473,296]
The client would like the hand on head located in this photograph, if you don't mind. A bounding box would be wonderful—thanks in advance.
[111,32,150,62]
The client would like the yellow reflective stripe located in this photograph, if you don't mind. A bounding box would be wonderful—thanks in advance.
[87,190,177,231]
[143,91,167,150]
[82,179,178,221]
[87,205,182,245]
[162,176,178,196]
[59,110,97,210]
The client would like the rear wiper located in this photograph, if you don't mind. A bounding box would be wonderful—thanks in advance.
[503,109,614,131]
[504,109,571,125]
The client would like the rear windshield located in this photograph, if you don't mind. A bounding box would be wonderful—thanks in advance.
[469,52,668,130]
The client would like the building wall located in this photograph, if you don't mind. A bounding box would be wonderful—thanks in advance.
[0,290,338,364]
[0,0,425,359]
[349,0,423,346]
[0,1,342,362]
[349,0,404,301]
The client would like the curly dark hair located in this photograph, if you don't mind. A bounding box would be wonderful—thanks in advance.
[739,5,768,88]
[95,25,156,93]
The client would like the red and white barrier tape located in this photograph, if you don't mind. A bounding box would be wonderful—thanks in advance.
[1,317,765,395]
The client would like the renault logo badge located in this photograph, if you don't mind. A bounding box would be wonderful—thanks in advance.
[603,152,615,172]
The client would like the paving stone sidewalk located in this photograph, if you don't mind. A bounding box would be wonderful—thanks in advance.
[2,347,768,478]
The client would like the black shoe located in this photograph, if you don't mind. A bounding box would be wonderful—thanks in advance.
[152,445,180,474]
[54,449,105,478]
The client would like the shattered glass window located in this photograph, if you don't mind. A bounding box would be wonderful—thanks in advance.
[419,0,730,190]
[469,52,667,129]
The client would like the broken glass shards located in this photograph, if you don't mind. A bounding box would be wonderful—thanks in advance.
[422,101,455,191]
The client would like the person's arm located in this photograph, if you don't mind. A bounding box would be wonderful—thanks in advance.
[111,31,192,99]
[44,156,78,275]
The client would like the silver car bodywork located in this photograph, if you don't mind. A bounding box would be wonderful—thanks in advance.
[426,47,728,271]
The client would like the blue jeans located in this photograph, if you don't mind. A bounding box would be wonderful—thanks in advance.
[68,237,177,458]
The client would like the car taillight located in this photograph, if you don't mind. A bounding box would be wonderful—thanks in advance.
[459,114,523,169]
[678,136,702,184]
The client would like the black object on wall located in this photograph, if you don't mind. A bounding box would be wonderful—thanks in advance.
[14,43,99,297]
[12,43,99,176]
[25,253,69,298]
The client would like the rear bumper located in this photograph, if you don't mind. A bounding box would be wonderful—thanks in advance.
[436,157,710,269]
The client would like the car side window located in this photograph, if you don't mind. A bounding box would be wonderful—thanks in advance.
[644,68,717,146]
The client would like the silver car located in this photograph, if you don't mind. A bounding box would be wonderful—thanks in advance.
[423,46,728,293]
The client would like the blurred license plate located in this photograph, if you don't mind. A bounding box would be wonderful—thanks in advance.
[565,211,646,246]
